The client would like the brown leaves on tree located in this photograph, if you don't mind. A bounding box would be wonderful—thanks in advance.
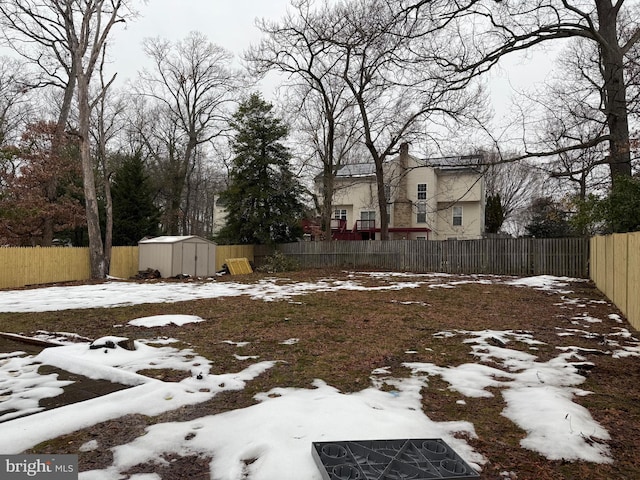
[0,121,86,245]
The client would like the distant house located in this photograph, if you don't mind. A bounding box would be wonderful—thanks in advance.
[316,144,485,241]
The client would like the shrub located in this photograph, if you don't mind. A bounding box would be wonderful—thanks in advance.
[256,251,299,273]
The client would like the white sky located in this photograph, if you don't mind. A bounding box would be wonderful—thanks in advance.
[108,0,294,95]
[107,0,555,115]
[1,272,639,479]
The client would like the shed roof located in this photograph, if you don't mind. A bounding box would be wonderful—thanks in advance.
[139,235,214,245]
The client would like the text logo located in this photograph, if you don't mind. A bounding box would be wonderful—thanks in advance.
[1,455,78,479]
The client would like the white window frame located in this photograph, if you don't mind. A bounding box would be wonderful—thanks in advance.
[452,206,463,226]
[360,210,376,230]
[417,183,427,200]
[361,210,376,221]
[333,209,347,220]
[417,202,427,223]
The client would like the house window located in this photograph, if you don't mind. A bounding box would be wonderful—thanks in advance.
[417,202,427,223]
[384,183,391,203]
[360,210,375,230]
[417,183,427,200]
[453,206,463,226]
[333,209,347,220]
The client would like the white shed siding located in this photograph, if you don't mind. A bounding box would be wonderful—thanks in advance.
[138,236,216,277]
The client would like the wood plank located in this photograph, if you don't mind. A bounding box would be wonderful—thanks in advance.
[225,258,253,275]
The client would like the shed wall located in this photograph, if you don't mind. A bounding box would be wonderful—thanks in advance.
[139,244,173,277]
[139,237,216,277]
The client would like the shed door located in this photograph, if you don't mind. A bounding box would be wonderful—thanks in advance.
[182,243,197,277]
[195,243,209,276]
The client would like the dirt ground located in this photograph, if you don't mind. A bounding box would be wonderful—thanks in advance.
[1,269,639,480]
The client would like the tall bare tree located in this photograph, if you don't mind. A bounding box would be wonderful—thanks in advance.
[405,0,640,185]
[0,0,133,277]
[536,29,639,198]
[482,150,546,235]
[136,32,244,235]
[91,51,128,270]
[0,56,31,146]
[249,0,361,240]
[326,0,486,239]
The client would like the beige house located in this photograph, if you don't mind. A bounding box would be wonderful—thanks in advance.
[322,144,485,241]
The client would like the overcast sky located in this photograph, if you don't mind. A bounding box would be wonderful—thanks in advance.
[109,0,293,94]
[108,0,556,116]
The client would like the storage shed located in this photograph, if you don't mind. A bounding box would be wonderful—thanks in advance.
[138,236,217,278]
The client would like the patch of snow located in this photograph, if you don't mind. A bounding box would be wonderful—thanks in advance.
[505,275,579,294]
[85,379,483,480]
[129,315,205,327]
[404,330,612,463]
[79,439,99,452]
[0,354,73,422]
[222,340,250,347]
[234,354,260,361]
[502,386,611,463]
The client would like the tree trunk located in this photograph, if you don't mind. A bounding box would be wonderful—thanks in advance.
[321,163,335,241]
[374,159,389,240]
[104,171,113,274]
[597,0,632,183]
[77,73,105,278]
[42,176,57,246]
[55,66,77,140]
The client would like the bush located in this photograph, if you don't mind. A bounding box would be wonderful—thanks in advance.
[602,175,640,233]
[256,251,300,273]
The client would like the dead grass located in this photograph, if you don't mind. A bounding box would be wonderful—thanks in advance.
[1,269,639,479]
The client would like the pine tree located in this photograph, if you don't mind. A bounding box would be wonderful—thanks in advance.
[601,175,640,234]
[111,154,161,246]
[485,193,504,234]
[525,197,575,238]
[216,93,305,245]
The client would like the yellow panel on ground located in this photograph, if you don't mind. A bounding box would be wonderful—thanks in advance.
[225,258,253,275]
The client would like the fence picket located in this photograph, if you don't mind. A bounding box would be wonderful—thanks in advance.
[277,238,590,278]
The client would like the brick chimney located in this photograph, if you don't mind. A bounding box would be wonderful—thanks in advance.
[392,142,412,237]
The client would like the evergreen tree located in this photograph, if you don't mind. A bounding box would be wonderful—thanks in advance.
[485,193,504,234]
[215,93,306,245]
[602,175,640,233]
[111,154,161,246]
[525,196,575,238]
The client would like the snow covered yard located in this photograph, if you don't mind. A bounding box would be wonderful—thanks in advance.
[0,270,638,479]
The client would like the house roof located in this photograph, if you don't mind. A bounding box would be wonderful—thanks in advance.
[335,163,377,177]
[418,154,483,171]
[335,154,483,178]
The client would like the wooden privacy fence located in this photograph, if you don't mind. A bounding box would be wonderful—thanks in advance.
[0,239,590,287]
[590,233,640,330]
[276,238,590,278]
[0,247,134,289]
[0,245,256,289]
